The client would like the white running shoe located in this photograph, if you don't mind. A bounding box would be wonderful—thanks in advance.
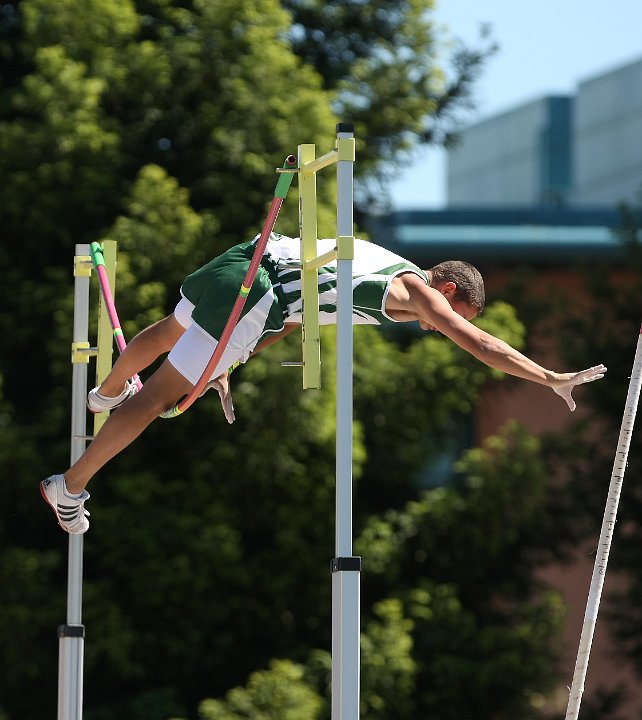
[87,380,138,414]
[40,474,90,534]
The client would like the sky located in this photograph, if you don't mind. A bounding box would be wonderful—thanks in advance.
[387,0,642,209]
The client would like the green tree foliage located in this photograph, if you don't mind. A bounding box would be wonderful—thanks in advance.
[193,660,323,720]
[186,420,564,720]
[283,0,497,184]
[0,1,335,716]
[354,421,564,720]
[1,1,565,719]
[0,0,337,418]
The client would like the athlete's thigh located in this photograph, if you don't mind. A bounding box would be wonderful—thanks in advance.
[140,357,194,408]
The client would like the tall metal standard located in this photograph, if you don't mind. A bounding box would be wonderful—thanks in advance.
[296,124,359,719]
[60,246,93,720]
[61,244,119,719]
[332,124,360,720]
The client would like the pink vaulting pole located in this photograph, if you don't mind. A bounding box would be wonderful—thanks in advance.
[160,154,297,419]
[89,243,143,390]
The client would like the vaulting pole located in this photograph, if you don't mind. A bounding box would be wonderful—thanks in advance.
[89,241,142,395]
[160,154,297,419]
[565,325,642,719]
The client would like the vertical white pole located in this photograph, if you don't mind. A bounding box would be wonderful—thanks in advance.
[59,246,91,720]
[332,123,360,720]
[565,327,642,719]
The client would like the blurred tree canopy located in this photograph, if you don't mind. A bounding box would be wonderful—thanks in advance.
[0,1,579,719]
[282,0,497,184]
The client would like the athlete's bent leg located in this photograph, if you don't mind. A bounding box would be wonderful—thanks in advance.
[66,359,192,493]
[98,314,186,397]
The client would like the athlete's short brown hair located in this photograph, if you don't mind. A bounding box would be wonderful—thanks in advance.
[428,260,485,312]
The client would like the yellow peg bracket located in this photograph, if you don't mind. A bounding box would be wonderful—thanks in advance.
[73,255,93,278]
[336,136,356,163]
[71,341,96,364]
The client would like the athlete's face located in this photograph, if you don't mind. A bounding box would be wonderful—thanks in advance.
[449,297,478,322]
[419,299,477,332]
[419,281,478,332]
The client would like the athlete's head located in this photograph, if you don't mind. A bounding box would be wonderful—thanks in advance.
[428,260,485,315]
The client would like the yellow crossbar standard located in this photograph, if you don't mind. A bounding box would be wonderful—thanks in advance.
[297,125,356,389]
[60,241,120,720]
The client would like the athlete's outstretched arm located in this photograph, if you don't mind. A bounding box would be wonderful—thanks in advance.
[398,274,606,411]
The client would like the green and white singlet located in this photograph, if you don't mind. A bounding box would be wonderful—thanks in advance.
[180,233,428,345]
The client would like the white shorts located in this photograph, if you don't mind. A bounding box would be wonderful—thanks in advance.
[167,293,282,385]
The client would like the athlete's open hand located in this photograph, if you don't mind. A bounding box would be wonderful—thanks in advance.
[202,373,235,423]
[551,364,607,411]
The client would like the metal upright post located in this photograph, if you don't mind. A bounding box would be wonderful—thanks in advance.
[331,122,360,720]
[59,245,93,720]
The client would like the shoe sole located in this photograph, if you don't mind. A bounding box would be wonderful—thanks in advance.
[40,481,61,527]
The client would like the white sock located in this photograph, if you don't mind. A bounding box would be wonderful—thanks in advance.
[63,478,83,499]
[96,382,128,401]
